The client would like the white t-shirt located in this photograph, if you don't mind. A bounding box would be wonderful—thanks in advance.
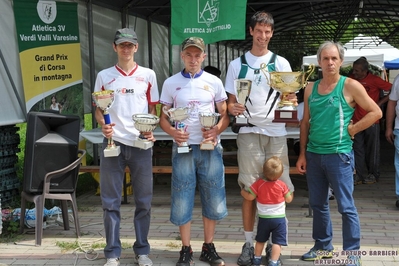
[388,74,399,130]
[297,102,304,122]
[160,70,227,145]
[50,103,59,111]
[225,51,292,136]
[94,64,159,146]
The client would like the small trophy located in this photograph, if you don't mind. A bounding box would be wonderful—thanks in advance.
[234,79,252,124]
[199,112,220,150]
[92,90,121,157]
[132,114,160,150]
[261,64,315,123]
[163,106,191,153]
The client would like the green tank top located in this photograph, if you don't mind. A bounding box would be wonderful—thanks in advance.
[307,76,354,154]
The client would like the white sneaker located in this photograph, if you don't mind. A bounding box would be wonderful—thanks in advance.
[135,254,153,266]
[328,186,335,200]
[104,258,120,266]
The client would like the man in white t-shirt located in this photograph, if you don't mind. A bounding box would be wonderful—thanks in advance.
[94,28,159,266]
[159,37,230,266]
[385,74,399,209]
[224,11,295,266]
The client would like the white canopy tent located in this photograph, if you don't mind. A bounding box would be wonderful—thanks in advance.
[303,34,399,70]
[303,51,385,69]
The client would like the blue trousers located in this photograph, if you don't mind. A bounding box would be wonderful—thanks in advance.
[353,124,380,180]
[100,140,153,258]
[306,151,361,251]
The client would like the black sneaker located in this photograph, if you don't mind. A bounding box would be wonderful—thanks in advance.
[363,174,376,184]
[353,174,362,186]
[199,243,225,266]
[237,242,254,266]
[176,246,194,266]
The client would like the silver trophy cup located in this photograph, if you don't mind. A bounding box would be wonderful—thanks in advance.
[92,90,121,157]
[132,114,160,150]
[162,106,191,153]
[234,79,252,124]
[199,112,220,150]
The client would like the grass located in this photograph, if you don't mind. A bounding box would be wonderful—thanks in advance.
[166,241,180,249]
[56,239,132,252]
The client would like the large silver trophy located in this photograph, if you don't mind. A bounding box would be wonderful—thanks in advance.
[92,90,121,157]
[162,106,192,153]
[199,112,220,150]
[132,114,160,150]
[234,79,252,124]
[261,64,315,123]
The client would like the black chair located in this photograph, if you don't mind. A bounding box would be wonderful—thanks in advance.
[19,149,86,246]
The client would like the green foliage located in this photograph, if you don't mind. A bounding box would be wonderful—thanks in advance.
[341,65,352,76]
[0,220,21,242]
[5,220,19,234]
[156,103,161,117]
[340,64,382,77]
[56,240,131,251]
[56,240,83,250]
[84,113,94,130]
[15,123,26,183]
[75,173,97,196]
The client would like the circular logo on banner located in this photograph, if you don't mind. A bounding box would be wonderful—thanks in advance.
[37,0,57,24]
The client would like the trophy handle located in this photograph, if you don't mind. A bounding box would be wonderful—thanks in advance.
[302,64,316,87]
[260,63,270,84]
[162,106,171,119]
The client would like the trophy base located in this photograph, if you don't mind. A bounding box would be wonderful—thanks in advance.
[177,146,190,153]
[235,115,248,125]
[133,139,153,150]
[104,146,121,157]
[273,109,298,123]
[200,142,215,150]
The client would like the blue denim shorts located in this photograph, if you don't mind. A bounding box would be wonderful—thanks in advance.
[170,143,228,226]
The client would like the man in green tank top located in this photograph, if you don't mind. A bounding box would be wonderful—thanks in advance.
[296,41,382,266]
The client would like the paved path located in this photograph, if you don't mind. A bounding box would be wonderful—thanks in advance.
[1,136,398,265]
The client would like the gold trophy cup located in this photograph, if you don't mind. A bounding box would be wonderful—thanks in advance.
[132,114,160,150]
[92,90,121,157]
[162,106,192,153]
[234,79,252,124]
[261,64,315,123]
[199,112,220,150]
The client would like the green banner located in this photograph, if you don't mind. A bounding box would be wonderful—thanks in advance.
[13,0,83,121]
[171,0,247,45]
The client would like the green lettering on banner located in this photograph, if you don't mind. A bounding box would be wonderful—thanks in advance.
[171,0,247,45]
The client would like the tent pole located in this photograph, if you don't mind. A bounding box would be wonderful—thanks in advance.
[87,0,99,164]
[0,48,27,120]
[168,27,173,77]
[147,19,153,69]
[216,42,220,71]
